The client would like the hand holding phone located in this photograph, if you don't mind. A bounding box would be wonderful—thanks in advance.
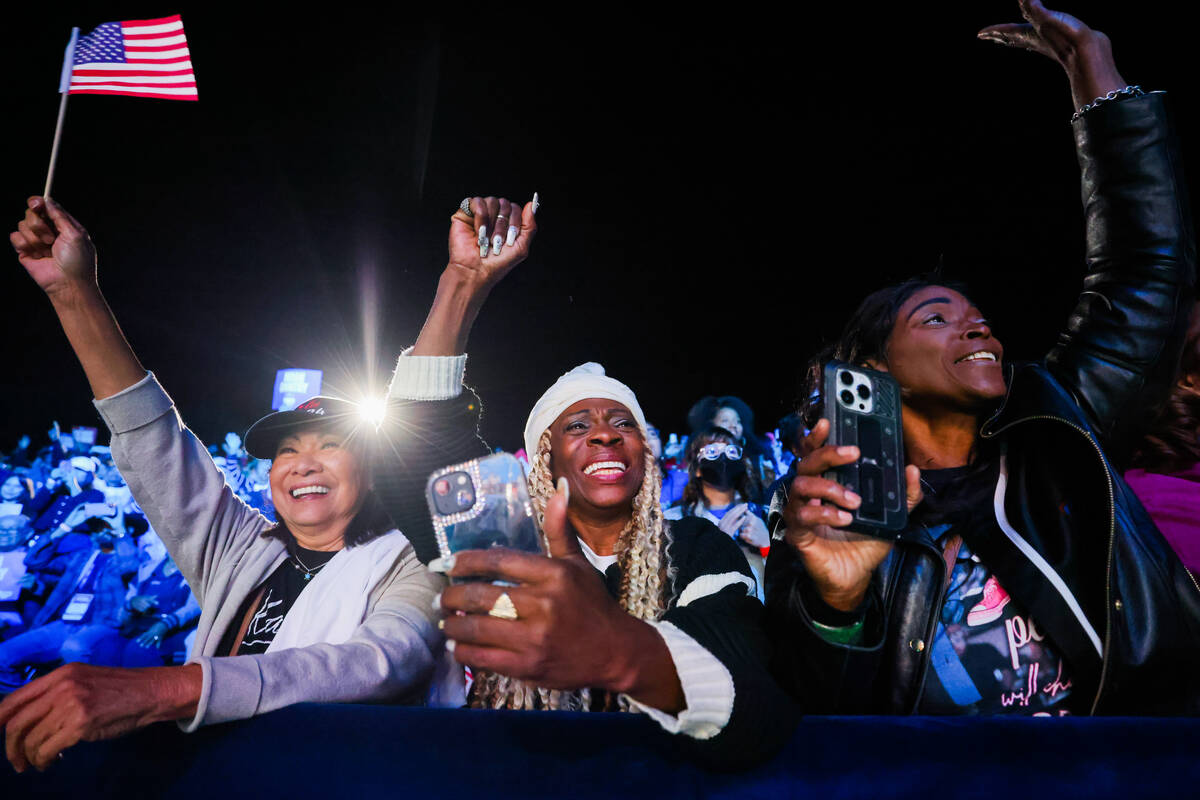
[426,453,544,581]
[778,364,924,611]
[820,362,908,539]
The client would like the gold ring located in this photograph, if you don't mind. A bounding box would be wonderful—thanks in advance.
[488,592,519,620]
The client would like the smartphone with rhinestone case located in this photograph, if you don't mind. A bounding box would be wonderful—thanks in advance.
[821,361,907,538]
[426,453,544,581]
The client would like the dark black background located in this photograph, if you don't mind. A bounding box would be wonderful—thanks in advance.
[4,3,1195,453]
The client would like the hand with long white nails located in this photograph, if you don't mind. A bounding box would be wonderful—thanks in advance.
[449,194,538,285]
[410,192,539,357]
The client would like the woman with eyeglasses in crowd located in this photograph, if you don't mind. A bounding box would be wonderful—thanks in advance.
[665,426,771,598]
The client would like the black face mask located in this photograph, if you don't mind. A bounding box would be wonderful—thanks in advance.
[699,457,746,490]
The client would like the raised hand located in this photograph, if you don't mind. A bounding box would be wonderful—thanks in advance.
[781,419,922,612]
[10,197,97,297]
[978,0,1126,108]
[447,194,539,292]
[222,432,243,457]
[9,196,147,400]
[410,192,540,357]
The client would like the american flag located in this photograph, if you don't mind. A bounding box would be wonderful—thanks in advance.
[63,14,197,101]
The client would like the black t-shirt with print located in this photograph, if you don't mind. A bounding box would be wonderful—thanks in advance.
[217,544,337,657]
[914,464,1077,716]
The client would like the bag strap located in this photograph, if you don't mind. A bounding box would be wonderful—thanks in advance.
[227,584,267,657]
[941,533,964,593]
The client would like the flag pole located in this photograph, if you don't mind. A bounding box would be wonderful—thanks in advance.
[44,27,79,199]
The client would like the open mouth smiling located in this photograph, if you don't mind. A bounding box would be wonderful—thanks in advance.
[290,484,331,498]
[583,461,627,477]
[955,350,999,364]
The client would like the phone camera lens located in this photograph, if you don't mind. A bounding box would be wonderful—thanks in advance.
[857,384,871,400]
[456,489,473,508]
[840,389,854,405]
[840,371,854,386]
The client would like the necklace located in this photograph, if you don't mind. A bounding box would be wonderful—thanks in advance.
[289,550,329,582]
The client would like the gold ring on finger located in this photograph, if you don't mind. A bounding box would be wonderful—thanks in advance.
[488,591,519,620]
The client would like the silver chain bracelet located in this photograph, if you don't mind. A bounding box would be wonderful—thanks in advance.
[1071,85,1145,123]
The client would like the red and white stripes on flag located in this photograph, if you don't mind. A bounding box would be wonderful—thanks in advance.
[64,14,198,101]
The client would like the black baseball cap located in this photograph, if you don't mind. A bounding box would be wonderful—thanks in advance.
[243,396,366,459]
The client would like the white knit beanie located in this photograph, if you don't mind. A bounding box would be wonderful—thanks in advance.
[523,363,648,457]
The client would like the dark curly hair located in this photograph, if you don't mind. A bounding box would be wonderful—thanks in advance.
[1131,302,1200,474]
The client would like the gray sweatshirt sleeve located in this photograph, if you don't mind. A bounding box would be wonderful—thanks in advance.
[96,372,444,730]
[182,541,443,730]
[93,372,270,607]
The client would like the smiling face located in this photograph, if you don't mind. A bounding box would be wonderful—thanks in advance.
[882,286,1006,411]
[1,476,21,501]
[548,399,647,515]
[268,426,368,546]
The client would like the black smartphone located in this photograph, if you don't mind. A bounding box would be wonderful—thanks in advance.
[821,361,907,538]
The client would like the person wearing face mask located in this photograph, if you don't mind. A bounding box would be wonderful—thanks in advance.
[0,520,139,689]
[687,396,777,503]
[666,427,771,599]
[366,193,793,769]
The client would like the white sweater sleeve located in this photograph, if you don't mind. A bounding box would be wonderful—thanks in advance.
[622,620,735,740]
[387,347,466,400]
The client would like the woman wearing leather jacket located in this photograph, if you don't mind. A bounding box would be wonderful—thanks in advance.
[765,0,1200,716]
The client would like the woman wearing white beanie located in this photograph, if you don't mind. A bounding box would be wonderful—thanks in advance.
[378,194,791,766]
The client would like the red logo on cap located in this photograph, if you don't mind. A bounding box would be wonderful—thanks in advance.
[296,399,323,412]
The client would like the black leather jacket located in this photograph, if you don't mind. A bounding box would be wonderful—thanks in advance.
[765,93,1200,716]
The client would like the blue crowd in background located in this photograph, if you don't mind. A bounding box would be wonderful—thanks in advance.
[0,395,799,690]
[0,423,275,690]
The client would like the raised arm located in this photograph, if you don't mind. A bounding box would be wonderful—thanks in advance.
[374,195,538,564]
[410,194,538,356]
[10,197,145,400]
[977,0,1126,108]
[10,197,271,597]
[980,2,1196,457]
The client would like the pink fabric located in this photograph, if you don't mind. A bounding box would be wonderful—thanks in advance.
[1125,464,1200,573]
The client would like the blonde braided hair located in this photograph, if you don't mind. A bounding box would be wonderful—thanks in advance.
[469,427,675,712]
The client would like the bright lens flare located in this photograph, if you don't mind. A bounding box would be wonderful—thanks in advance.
[358,396,387,427]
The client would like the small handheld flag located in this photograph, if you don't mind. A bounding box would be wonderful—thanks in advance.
[65,15,198,101]
[43,14,197,198]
